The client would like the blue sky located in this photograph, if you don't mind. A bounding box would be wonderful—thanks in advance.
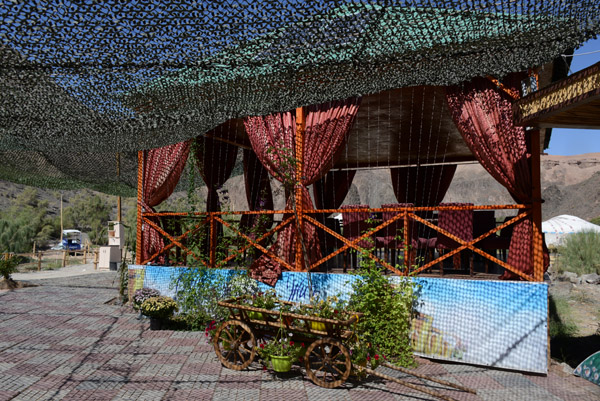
[545,38,600,156]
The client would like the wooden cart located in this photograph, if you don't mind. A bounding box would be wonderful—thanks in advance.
[213,296,362,388]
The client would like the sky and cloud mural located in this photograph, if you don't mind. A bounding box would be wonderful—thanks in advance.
[131,265,548,373]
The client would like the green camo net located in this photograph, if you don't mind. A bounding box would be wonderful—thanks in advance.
[1,1,599,195]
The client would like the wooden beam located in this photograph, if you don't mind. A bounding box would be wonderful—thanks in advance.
[135,150,143,265]
[531,129,544,281]
[295,106,305,272]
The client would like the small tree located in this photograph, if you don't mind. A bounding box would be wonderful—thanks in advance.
[0,254,19,282]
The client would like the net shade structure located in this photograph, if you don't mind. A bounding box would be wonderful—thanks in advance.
[2,1,600,283]
[1,1,599,192]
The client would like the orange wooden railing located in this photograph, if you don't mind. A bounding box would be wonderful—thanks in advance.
[138,202,542,282]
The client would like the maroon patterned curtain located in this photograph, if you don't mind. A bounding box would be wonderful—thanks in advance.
[194,125,239,256]
[244,97,361,285]
[313,170,357,210]
[240,148,274,239]
[390,165,457,207]
[194,130,239,213]
[445,73,545,279]
[140,140,192,263]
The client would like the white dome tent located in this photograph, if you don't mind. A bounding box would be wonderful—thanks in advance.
[542,215,600,247]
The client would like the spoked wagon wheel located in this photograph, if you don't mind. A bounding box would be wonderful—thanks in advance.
[304,337,351,388]
[213,320,256,370]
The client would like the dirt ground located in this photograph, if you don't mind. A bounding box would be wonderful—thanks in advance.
[548,275,600,337]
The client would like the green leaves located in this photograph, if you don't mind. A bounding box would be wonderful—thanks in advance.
[349,265,418,367]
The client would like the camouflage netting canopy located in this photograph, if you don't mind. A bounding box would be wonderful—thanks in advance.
[1,0,599,195]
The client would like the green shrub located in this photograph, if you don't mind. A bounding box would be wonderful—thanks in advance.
[0,188,58,252]
[0,254,19,281]
[348,265,419,367]
[171,266,230,330]
[556,230,600,275]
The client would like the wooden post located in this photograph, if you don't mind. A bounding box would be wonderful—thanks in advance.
[122,245,128,265]
[60,194,63,247]
[116,152,122,222]
[93,250,99,270]
[209,214,216,268]
[403,210,409,274]
[37,252,42,271]
[295,107,306,272]
[62,250,68,267]
[83,244,88,264]
[531,129,544,282]
[136,150,144,265]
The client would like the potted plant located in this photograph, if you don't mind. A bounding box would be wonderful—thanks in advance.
[307,295,348,331]
[247,289,278,320]
[140,295,178,330]
[257,327,302,373]
[132,287,161,316]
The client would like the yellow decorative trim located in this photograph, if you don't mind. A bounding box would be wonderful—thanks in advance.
[517,71,600,118]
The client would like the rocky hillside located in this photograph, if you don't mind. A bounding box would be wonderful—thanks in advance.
[1,153,599,222]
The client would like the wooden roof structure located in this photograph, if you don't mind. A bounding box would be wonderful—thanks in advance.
[514,61,600,129]
[207,78,559,170]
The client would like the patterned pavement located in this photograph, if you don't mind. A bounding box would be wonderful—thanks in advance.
[0,272,598,400]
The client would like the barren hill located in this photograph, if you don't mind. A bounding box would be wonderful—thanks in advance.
[1,153,599,222]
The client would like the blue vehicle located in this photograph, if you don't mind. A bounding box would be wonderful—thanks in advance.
[61,229,82,251]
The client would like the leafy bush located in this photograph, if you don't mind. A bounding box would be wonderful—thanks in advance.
[556,230,600,275]
[348,265,419,367]
[0,188,58,252]
[171,266,229,330]
[62,193,112,245]
[0,254,19,281]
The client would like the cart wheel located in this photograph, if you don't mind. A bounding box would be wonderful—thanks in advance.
[213,320,256,371]
[304,337,351,388]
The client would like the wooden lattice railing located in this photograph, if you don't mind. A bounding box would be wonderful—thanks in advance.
[139,203,542,282]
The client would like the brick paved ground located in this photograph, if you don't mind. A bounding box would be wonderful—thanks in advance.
[0,273,598,400]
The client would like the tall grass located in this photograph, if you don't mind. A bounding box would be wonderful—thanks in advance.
[548,294,578,338]
[556,230,600,275]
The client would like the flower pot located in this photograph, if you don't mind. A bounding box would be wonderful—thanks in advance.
[149,317,161,330]
[310,321,326,331]
[270,355,293,372]
[248,311,265,320]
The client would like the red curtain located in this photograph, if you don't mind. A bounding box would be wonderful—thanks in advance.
[240,148,274,239]
[244,97,361,285]
[390,165,457,207]
[445,73,546,279]
[313,170,357,210]
[194,129,239,213]
[194,125,239,257]
[140,140,192,263]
